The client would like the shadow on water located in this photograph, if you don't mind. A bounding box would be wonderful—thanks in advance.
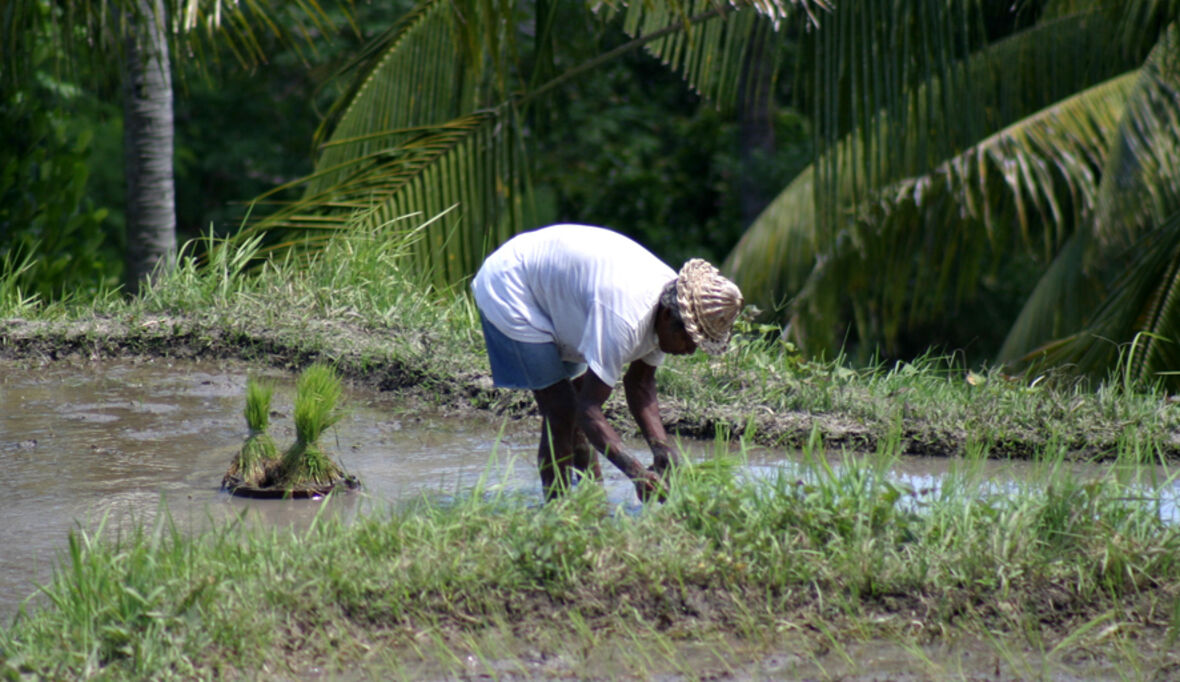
[2,357,1178,680]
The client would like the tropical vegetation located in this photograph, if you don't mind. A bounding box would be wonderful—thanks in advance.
[1,0,362,294]
[6,0,1180,382]
[6,3,1180,676]
[231,0,1180,385]
[727,1,1180,385]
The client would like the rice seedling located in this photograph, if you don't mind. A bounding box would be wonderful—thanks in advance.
[222,377,280,489]
[273,363,348,489]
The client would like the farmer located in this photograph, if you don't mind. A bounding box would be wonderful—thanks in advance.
[471,224,744,502]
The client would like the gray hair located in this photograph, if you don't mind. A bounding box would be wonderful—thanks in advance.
[659,280,682,322]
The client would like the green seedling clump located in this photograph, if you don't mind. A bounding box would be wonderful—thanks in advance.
[274,363,346,487]
[223,377,280,488]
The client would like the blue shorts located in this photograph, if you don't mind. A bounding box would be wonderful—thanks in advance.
[479,313,587,390]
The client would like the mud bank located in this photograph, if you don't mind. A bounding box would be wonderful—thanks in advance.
[4,313,1178,463]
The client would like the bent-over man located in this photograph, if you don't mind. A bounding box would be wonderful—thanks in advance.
[471,224,743,502]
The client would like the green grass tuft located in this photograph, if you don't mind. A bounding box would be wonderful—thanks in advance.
[6,438,1180,679]
[291,363,343,445]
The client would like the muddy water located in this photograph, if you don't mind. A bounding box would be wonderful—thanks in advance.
[0,357,690,619]
[2,357,1178,628]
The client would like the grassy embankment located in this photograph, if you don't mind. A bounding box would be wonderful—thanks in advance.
[3,228,1177,461]
[2,228,1180,678]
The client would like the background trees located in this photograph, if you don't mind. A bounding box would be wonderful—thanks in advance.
[236,0,814,292]
[1,0,362,295]
[6,1,1180,387]
[724,1,1180,384]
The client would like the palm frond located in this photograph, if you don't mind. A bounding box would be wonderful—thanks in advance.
[798,2,1143,238]
[1004,23,1180,382]
[724,5,1144,354]
[1092,22,1180,251]
[735,6,1129,254]
[1017,210,1180,387]
[250,0,816,285]
[344,111,523,289]
[1102,0,1180,59]
[234,0,526,289]
[721,164,817,315]
[728,70,1137,355]
[728,68,1136,303]
[2,0,344,91]
[995,232,1102,366]
[243,110,522,290]
[803,0,988,233]
[309,0,490,193]
[615,0,793,107]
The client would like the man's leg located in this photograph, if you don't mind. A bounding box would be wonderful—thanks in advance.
[477,312,586,499]
[533,379,578,500]
[571,428,602,482]
[568,374,602,482]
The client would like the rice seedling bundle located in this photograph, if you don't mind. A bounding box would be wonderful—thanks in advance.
[275,363,346,487]
[223,377,280,488]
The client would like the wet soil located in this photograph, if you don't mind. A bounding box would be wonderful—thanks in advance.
[0,356,708,619]
[5,313,1179,466]
[0,315,1041,460]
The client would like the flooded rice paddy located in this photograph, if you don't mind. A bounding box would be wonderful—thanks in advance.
[1,357,1178,678]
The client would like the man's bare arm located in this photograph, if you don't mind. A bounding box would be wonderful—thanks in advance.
[624,360,682,473]
[574,369,648,479]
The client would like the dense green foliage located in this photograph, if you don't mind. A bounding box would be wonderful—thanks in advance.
[6,0,1180,384]
[0,0,392,294]
[3,1,792,298]
[530,44,811,266]
[728,1,1180,381]
[0,18,120,300]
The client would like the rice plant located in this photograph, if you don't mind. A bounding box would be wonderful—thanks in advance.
[222,377,280,488]
[274,363,346,488]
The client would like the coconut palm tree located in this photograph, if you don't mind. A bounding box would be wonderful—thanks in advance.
[121,0,177,295]
[2,0,349,295]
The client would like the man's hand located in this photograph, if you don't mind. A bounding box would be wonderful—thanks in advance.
[632,469,666,503]
[650,441,684,475]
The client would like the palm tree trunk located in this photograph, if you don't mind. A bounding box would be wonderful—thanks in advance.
[122,0,176,296]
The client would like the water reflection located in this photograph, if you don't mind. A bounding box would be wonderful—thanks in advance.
[741,453,1180,525]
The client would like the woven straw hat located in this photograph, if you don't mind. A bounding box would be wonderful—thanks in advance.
[676,259,744,355]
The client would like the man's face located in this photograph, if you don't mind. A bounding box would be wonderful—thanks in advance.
[656,306,697,355]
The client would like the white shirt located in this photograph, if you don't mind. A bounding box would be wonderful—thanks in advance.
[472,224,677,386]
